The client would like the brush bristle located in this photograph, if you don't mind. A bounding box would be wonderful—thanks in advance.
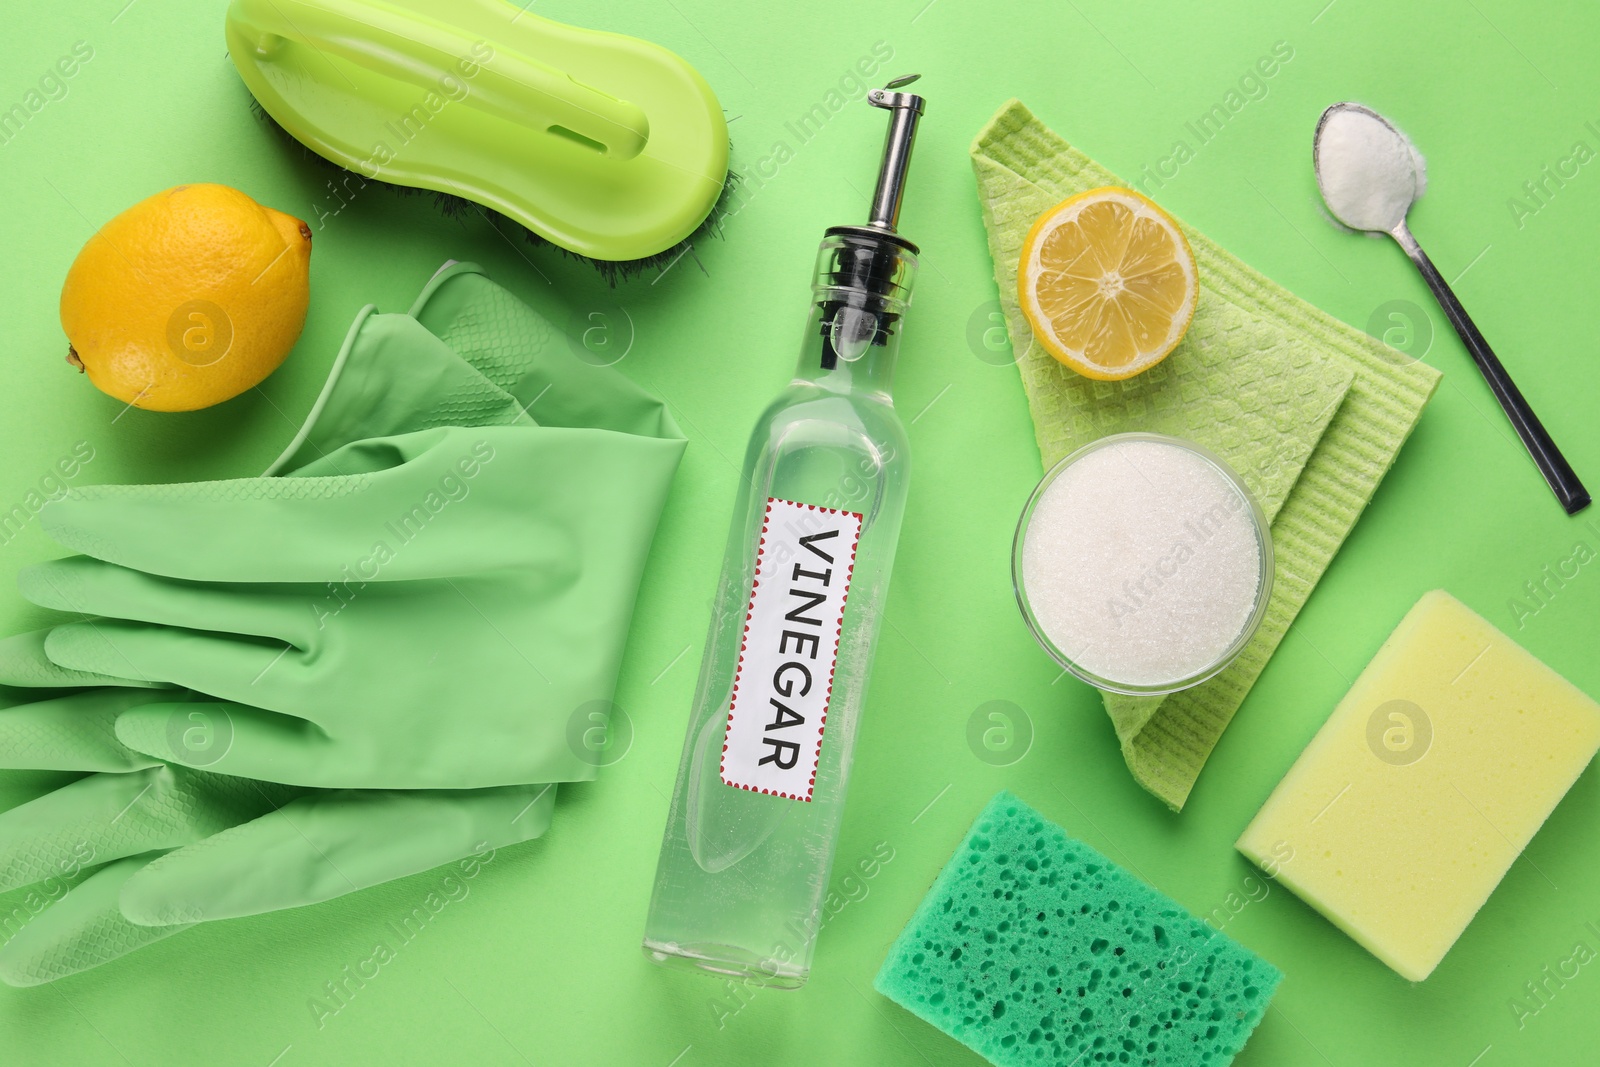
[245,95,735,286]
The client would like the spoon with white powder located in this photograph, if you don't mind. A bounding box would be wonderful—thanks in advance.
[1314,101,1589,515]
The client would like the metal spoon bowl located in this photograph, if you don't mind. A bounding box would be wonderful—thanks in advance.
[1314,101,1589,515]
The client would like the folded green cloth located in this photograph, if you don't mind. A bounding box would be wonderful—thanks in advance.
[972,100,1440,811]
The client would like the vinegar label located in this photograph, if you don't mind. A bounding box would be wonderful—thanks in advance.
[720,498,862,802]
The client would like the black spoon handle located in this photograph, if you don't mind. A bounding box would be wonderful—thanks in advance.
[1392,222,1590,515]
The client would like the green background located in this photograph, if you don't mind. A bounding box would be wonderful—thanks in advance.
[3,0,1598,1063]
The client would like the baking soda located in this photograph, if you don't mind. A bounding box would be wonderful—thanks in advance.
[1021,438,1263,688]
[1315,105,1426,233]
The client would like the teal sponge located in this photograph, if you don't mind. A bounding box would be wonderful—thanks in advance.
[874,792,1280,1066]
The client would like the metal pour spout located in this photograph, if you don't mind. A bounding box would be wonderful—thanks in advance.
[864,75,925,233]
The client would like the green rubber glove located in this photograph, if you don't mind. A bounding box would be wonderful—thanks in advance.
[0,627,557,987]
[0,263,674,983]
[20,264,684,790]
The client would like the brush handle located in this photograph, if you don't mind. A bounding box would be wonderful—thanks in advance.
[1392,223,1590,515]
[230,0,648,159]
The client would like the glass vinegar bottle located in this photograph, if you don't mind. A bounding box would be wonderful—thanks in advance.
[643,79,927,989]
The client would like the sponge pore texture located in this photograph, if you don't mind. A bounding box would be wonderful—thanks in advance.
[875,791,1280,1066]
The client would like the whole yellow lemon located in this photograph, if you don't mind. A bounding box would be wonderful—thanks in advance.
[60,183,311,411]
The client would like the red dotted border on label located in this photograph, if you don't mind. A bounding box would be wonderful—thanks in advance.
[718,497,864,803]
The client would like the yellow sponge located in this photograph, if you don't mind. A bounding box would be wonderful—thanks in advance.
[1237,590,1600,981]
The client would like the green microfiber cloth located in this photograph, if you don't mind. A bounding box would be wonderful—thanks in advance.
[875,791,1282,1067]
[972,100,1441,811]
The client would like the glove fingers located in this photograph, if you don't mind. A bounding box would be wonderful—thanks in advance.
[21,557,312,648]
[0,628,159,691]
[114,700,340,786]
[0,852,190,987]
[39,427,672,584]
[0,769,192,893]
[44,621,304,713]
[121,783,557,925]
[0,689,167,773]
[40,427,516,582]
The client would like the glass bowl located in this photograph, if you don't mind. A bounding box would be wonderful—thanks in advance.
[1011,432,1274,696]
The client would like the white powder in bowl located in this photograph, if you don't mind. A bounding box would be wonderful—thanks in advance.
[1315,104,1426,233]
[1020,438,1264,688]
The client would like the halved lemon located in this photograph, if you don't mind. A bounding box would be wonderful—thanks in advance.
[1018,187,1197,381]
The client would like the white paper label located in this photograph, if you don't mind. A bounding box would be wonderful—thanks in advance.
[719,497,863,801]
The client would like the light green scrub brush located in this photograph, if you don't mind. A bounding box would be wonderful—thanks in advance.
[225,0,731,281]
